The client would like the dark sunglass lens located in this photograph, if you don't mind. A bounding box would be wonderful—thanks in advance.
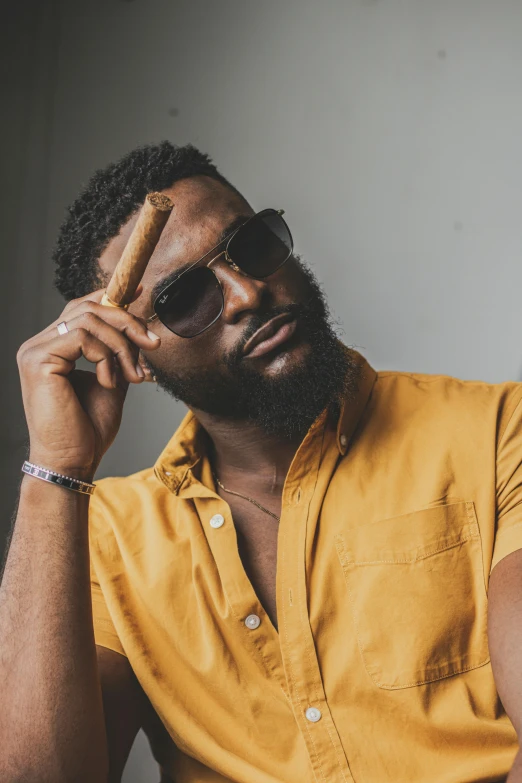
[155,267,223,337]
[229,212,292,278]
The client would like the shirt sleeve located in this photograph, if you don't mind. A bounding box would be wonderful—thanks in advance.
[492,389,522,572]
[88,499,127,657]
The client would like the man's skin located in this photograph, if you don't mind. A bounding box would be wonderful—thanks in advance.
[1,174,521,782]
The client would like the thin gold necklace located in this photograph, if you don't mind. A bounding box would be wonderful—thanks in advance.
[212,472,280,522]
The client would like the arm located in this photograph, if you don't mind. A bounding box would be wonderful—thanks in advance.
[0,289,160,782]
[0,481,110,782]
[488,548,522,781]
[0,499,146,783]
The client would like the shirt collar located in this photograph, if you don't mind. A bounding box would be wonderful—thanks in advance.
[335,348,377,456]
[154,347,376,494]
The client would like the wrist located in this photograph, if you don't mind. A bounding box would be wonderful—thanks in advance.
[18,471,92,533]
[26,453,96,483]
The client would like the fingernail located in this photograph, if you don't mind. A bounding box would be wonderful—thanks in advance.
[147,330,160,341]
[136,363,145,377]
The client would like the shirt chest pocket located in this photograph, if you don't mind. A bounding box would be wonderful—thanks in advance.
[334,501,490,689]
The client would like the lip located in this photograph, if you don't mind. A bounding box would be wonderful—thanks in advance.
[243,313,297,359]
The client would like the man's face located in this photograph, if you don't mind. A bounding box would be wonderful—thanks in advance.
[99,175,355,438]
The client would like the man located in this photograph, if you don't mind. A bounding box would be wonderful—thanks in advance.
[1,140,522,783]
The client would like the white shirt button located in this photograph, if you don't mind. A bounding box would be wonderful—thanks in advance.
[340,434,348,447]
[305,707,322,723]
[210,514,225,529]
[245,614,261,630]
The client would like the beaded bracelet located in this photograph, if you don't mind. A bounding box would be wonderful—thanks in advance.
[21,461,96,496]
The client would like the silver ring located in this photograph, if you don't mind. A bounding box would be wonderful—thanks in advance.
[57,321,69,336]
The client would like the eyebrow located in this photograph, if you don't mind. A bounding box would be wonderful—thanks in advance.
[149,214,252,304]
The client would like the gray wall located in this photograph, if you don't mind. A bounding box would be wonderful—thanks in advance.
[4,1,522,779]
[2,1,61,548]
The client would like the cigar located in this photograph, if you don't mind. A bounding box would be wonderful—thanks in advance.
[101,192,173,309]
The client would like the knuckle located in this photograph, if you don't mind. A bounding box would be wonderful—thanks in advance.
[109,326,132,350]
[62,297,81,313]
[72,326,89,340]
[18,345,39,374]
[16,343,30,365]
[131,318,149,336]
[78,311,98,328]
[62,291,101,316]
[114,343,133,362]
[117,328,133,348]
[100,304,144,331]
[126,311,146,328]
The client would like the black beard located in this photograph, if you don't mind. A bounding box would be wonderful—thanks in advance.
[146,258,360,440]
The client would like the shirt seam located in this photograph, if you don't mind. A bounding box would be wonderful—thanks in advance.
[498,389,522,448]
[349,529,478,565]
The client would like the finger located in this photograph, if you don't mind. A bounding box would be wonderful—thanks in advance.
[113,360,129,392]
[61,288,106,316]
[55,312,146,383]
[69,366,129,407]
[21,328,118,389]
[36,289,107,337]
[35,300,161,351]
[137,352,156,382]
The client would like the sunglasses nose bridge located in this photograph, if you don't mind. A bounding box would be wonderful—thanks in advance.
[208,249,243,275]
[207,250,226,270]
[225,251,242,274]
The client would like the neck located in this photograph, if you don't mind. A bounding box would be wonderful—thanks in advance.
[191,408,304,494]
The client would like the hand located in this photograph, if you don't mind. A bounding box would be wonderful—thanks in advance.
[17,289,161,480]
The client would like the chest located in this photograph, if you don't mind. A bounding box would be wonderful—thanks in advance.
[219,493,281,630]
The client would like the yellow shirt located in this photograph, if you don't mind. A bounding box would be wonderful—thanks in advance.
[89,349,522,782]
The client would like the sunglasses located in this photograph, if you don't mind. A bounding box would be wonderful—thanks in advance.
[147,208,293,338]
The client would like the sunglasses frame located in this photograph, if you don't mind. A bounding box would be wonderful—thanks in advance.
[147,208,293,338]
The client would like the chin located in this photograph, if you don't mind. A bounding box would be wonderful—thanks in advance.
[255,333,312,377]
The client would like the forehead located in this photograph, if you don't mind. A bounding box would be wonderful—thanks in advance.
[98,175,252,286]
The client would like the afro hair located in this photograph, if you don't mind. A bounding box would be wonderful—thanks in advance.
[53,140,241,301]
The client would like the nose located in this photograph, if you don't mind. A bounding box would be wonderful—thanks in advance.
[211,256,268,324]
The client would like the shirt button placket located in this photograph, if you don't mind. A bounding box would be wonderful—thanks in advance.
[305,707,322,723]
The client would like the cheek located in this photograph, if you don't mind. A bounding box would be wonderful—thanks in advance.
[142,332,222,372]
[272,258,310,297]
